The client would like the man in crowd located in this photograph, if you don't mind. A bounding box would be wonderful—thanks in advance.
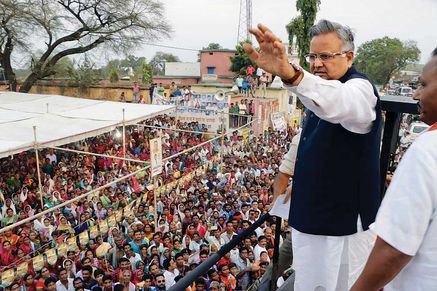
[351,49,437,290]
[245,19,382,290]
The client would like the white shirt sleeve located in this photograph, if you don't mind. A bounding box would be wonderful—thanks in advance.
[287,71,377,134]
[279,132,301,176]
[370,131,437,256]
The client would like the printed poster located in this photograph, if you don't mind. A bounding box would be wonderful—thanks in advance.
[150,137,163,177]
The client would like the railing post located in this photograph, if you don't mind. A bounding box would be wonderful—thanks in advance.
[379,111,401,197]
[270,217,282,291]
[169,213,271,291]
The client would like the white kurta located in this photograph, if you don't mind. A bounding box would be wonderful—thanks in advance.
[286,70,378,291]
[371,129,437,290]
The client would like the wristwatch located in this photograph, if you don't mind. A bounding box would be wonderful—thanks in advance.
[281,63,303,86]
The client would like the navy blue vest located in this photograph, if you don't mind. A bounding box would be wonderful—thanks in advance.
[290,65,382,236]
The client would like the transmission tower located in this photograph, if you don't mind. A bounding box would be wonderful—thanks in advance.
[237,0,252,44]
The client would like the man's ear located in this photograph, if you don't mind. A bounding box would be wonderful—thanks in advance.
[347,51,355,68]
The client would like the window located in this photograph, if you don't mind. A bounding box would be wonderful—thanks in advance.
[207,67,215,74]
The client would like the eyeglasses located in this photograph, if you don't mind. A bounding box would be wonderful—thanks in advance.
[157,280,165,283]
[304,51,349,63]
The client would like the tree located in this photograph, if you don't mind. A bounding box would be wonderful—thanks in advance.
[202,43,222,50]
[103,55,148,80]
[149,51,180,75]
[0,0,171,92]
[67,56,101,95]
[109,67,119,83]
[230,41,256,75]
[141,63,152,84]
[286,0,320,70]
[354,37,420,86]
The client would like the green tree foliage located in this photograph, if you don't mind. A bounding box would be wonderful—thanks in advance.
[202,43,222,50]
[0,0,171,92]
[230,42,256,74]
[354,37,420,86]
[109,67,120,83]
[67,56,101,96]
[141,63,153,84]
[149,52,180,75]
[286,0,320,70]
[104,55,148,79]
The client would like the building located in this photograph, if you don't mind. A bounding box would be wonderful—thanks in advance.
[152,49,238,87]
[198,49,237,84]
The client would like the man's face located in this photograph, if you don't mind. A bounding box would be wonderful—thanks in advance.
[103,279,112,289]
[120,260,131,270]
[135,232,142,241]
[59,270,67,281]
[414,57,437,125]
[259,238,267,247]
[74,279,83,289]
[176,256,184,267]
[309,32,353,80]
[156,275,166,288]
[82,270,91,281]
[150,264,159,275]
[47,282,56,291]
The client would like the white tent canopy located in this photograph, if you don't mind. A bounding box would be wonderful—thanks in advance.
[0,92,175,158]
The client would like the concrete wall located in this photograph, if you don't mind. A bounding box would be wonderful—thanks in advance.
[165,62,200,76]
[152,77,199,87]
[29,83,152,103]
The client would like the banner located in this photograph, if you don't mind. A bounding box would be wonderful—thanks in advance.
[67,236,78,252]
[16,261,28,277]
[89,225,99,239]
[150,137,163,177]
[57,242,68,258]
[270,112,287,131]
[1,268,15,287]
[32,254,44,271]
[45,248,57,266]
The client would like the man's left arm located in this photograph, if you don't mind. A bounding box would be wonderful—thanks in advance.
[350,236,412,291]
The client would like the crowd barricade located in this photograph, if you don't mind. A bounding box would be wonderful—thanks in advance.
[0,153,221,286]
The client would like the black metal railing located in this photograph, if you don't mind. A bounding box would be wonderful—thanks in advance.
[169,213,280,291]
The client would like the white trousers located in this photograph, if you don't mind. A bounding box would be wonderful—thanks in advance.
[291,227,375,291]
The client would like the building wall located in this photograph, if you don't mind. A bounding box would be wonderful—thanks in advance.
[152,77,199,87]
[199,50,237,83]
[29,83,152,103]
[165,62,200,76]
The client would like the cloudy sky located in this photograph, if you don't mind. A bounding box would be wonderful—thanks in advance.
[133,0,436,64]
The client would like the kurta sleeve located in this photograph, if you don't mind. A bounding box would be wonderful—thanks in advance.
[287,71,377,134]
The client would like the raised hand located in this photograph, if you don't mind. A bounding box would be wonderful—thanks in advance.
[243,24,295,80]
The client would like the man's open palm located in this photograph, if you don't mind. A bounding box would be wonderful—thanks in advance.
[243,24,294,79]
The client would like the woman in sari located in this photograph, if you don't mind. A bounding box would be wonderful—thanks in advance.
[0,240,16,266]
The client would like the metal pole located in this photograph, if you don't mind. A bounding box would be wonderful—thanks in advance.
[153,176,158,232]
[122,108,126,162]
[379,111,401,197]
[220,110,225,172]
[46,103,49,113]
[270,217,282,291]
[169,213,271,291]
[33,126,44,209]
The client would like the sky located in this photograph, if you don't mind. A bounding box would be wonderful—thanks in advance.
[132,0,437,64]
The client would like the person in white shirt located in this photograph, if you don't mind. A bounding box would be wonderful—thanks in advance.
[163,258,180,289]
[253,235,268,262]
[245,20,380,290]
[56,268,75,291]
[351,48,437,291]
[123,244,142,269]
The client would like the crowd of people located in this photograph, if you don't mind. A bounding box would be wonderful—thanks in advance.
[0,114,296,290]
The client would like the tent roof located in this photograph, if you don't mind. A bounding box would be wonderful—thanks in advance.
[0,92,175,158]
